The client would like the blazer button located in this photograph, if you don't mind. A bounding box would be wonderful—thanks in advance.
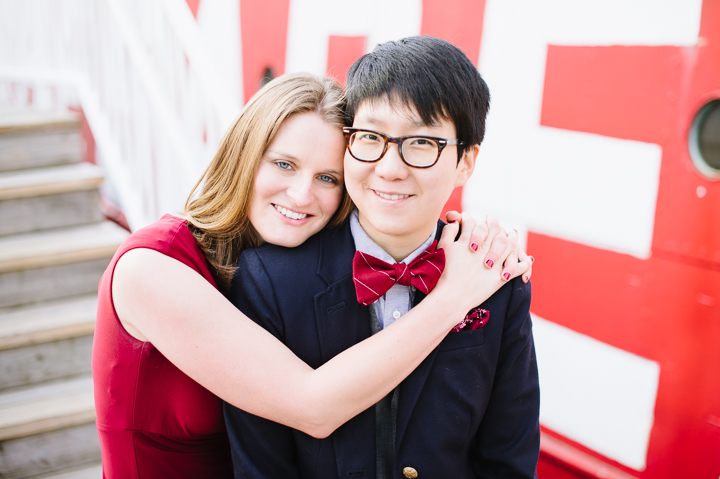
[402,466,418,478]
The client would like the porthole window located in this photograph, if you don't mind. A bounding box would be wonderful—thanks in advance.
[690,100,720,180]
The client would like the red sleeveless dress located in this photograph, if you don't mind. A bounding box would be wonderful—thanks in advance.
[93,215,233,478]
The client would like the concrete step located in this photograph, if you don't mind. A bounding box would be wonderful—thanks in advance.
[0,163,105,236]
[0,222,129,309]
[0,109,83,173]
[35,463,102,479]
[0,295,97,390]
[0,376,99,479]
[0,375,95,440]
[0,295,97,351]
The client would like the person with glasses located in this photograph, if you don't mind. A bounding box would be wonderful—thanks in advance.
[95,72,532,478]
[224,37,540,479]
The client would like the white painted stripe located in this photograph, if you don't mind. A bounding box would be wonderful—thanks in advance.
[285,0,421,76]
[471,128,662,258]
[464,0,702,259]
[536,0,702,47]
[532,314,660,470]
[195,0,241,107]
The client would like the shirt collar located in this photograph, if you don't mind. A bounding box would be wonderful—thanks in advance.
[349,209,437,265]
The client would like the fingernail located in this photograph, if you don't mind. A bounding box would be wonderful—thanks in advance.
[503,272,511,281]
[529,256,535,263]
[471,243,478,251]
[523,275,529,282]
[485,259,494,268]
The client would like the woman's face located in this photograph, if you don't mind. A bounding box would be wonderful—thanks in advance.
[248,112,346,248]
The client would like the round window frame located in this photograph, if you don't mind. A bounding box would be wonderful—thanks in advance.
[689,99,720,181]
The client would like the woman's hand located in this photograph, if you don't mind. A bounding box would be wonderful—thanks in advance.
[433,213,505,317]
[444,211,533,283]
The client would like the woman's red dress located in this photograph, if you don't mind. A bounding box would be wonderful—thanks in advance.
[93,215,233,478]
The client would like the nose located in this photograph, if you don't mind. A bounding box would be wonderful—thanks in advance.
[286,174,315,207]
[374,142,409,181]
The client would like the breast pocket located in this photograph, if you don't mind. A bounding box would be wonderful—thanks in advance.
[437,328,485,352]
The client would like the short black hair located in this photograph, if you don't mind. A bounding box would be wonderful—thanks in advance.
[345,36,490,159]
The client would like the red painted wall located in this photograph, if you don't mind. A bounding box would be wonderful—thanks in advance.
[239,0,291,102]
[326,35,366,87]
[535,0,720,477]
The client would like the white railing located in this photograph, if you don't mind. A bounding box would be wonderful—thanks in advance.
[0,0,241,230]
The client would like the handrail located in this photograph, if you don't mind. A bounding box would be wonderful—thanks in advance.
[0,0,241,230]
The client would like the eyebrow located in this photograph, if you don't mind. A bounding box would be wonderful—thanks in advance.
[265,149,298,161]
[358,114,437,130]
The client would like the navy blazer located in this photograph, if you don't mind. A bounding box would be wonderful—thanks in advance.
[225,221,540,478]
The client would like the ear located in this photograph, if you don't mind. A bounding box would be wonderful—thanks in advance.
[454,144,479,188]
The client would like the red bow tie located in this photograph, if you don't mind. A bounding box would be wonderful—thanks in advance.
[352,241,446,306]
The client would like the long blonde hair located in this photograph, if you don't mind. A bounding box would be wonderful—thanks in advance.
[184,73,354,293]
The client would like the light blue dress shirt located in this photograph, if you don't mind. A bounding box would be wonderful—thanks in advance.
[349,209,438,329]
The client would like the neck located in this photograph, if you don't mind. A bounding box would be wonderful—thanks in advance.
[358,216,436,262]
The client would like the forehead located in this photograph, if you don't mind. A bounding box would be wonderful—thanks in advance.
[353,97,454,134]
[265,112,345,167]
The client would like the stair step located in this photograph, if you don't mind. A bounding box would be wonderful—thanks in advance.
[0,221,128,274]
[0,109,81,135]
[0,334,93,390]
[0,376,98,478]
[0,109,83,172]
[0,375,95,441]
[0,423,100,479]
[0,222,128,309]
[0,163,105,236]
[0,296,96,389]
[36,463,102,479]
[0,295,97,351]
[0,163,104,201]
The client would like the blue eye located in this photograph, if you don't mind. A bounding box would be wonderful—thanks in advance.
[276,161,292,170]
[318,174,337,184]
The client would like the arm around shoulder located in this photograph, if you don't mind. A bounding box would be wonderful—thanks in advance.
[111,248,331,437]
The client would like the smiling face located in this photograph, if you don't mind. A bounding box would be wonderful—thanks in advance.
[248,112,346,248]
[344,98,478,260]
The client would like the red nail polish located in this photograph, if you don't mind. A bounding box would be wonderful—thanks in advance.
[523,275,529,282]
[471,243,478,251]
[485,259,494,268]
[503,272,511,281]
[529,256,535,263]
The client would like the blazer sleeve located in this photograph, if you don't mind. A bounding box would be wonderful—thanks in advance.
[223,249,301,479]
[472,278,541,478]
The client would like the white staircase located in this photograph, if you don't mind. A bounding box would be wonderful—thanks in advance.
[0,107,128,478]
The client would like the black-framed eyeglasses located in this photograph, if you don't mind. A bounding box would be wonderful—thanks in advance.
[343,127,463,169]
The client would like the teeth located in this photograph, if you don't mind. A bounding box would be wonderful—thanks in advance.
[274,205,307,220]
[376,191,409,201]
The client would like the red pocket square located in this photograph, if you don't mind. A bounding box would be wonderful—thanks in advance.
[450,308,489,332]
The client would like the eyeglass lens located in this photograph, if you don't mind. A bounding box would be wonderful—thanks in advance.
[348,131,439,167]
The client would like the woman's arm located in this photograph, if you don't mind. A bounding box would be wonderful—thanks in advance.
[112,215,519,438]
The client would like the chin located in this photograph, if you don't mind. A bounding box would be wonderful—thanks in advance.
[271,226,321,248]
[269,235,306,248]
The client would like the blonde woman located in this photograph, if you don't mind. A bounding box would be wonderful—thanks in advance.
[92,73,531,478]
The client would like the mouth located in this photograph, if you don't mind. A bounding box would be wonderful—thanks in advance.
[273,204,310,220]
[373,190,411,201]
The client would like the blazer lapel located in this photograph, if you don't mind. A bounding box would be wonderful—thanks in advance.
[314,223,375,477]
[395,220,447,453]
[314,222,372,360]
